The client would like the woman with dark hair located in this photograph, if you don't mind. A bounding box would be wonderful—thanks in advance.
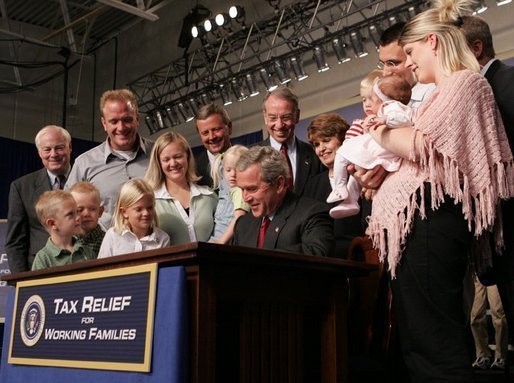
[304,113,364,257]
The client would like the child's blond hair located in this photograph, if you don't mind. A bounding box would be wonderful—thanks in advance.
[210,145,249,189]
[360,69,382,89]
[35,190,75,229]
[113,179,157,234]
[69,182,102,205]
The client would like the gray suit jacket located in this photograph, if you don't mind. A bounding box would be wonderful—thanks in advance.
[232,191,335,256]
[6,168,51,273]
[256,137,324,196]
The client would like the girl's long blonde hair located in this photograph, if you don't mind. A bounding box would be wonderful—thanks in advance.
[113,179,157,234]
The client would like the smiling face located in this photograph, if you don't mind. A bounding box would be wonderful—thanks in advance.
[37,129,71,175]
[263,94,299,144]
[101,100,139,151]
[378,42,417,87]
[159,141,189,185]
[121,193,155,238]
[196,113,232,155]
[403,37,437,85]
[310,135,342,170]
[237,164,286,218]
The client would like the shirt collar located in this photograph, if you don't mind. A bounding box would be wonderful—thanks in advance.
[269,135,296,152]
[102,134,147,163]
[480,58,497,76]
[154,182,213,199]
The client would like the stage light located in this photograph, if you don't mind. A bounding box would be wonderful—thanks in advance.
[259,67,278,91]
[388,15,398,26]
[165,105,180,126]
[273,59,291,84]
[144,114,157,134]
[290,56,309,81]
[496,0,512,5]
[313,46,330,72]
[229,5,245,19]
[219,84,232,105]
[177,102,194,122]
[204,19,213,32]
[332,37,351,64]
[407,5,418,19]
[368,23,382,49]
[215,13,229,26]
[200,92,211,105]
[231,77,247,101]
[155,110,165,129]
[245,73,260,97]
[350,30,368,58]
[189,97,199,117]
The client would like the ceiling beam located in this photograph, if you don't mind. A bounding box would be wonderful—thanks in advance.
[96,0,159,21]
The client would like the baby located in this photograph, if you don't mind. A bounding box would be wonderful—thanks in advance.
[328,75,413,218]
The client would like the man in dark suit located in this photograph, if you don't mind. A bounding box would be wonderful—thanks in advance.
[194,103,232,188]
[232,146,334,256]
[462,15,514,351]
[6,125,72,273]
[256,87,324,196]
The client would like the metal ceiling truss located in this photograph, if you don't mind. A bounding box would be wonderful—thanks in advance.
[129,0,428,134]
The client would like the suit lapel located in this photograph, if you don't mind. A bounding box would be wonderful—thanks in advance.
[35,168,51,195]
[294,138,313,195]
[264,193,297,249]
[485,60,502,83]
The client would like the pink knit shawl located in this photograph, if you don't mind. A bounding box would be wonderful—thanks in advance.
[367,70,514,278]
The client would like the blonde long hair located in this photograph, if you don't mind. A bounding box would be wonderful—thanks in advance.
[113,179,157,234]
[399,0,480,75]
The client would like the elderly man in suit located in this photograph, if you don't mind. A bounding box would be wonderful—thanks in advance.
[6,125,72,273]
[462,15,514,364]
[257,87,324,196]
[194,103,232,188]
[232,145,334,256]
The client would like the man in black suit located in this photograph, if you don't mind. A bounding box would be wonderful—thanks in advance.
[257,87,324,196]
[462,15,514,349]
[6,125,72,273]
[194,103,232,188]
[232,146,334,256]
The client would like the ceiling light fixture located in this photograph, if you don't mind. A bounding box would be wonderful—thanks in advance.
[290,56,309,81]
[332,37,351,64]
[313,45,330,72]
[350,30,368,58]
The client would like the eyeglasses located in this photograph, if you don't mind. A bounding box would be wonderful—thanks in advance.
[376,60,402,70]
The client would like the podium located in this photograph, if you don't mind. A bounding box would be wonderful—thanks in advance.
[3,242,374,383]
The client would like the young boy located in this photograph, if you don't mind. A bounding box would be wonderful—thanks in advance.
[69,182,105,256]
[32,190,95,270]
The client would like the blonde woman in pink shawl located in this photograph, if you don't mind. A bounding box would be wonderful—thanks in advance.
[365,0,514,381]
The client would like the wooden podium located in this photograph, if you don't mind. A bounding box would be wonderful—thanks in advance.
[3,242,374,383]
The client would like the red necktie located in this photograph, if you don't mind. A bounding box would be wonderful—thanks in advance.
[257,216,271,248]
[280,143,294,190]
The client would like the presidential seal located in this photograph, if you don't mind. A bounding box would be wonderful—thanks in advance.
[20,295,46,347]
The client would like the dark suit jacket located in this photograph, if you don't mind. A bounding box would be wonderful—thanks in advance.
[194,150,214,188]
[484,60,514,283]
[232,191,335,256]
[256,137,324,196]
[303,171,364,257]
[6,168,51,273]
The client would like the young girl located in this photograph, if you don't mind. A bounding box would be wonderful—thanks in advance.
[327,74,413,218]
[98,179,170,258]
[209,145,250,244]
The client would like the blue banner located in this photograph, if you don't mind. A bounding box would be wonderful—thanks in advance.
[9,264,157,371]
[1,265,188,383]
